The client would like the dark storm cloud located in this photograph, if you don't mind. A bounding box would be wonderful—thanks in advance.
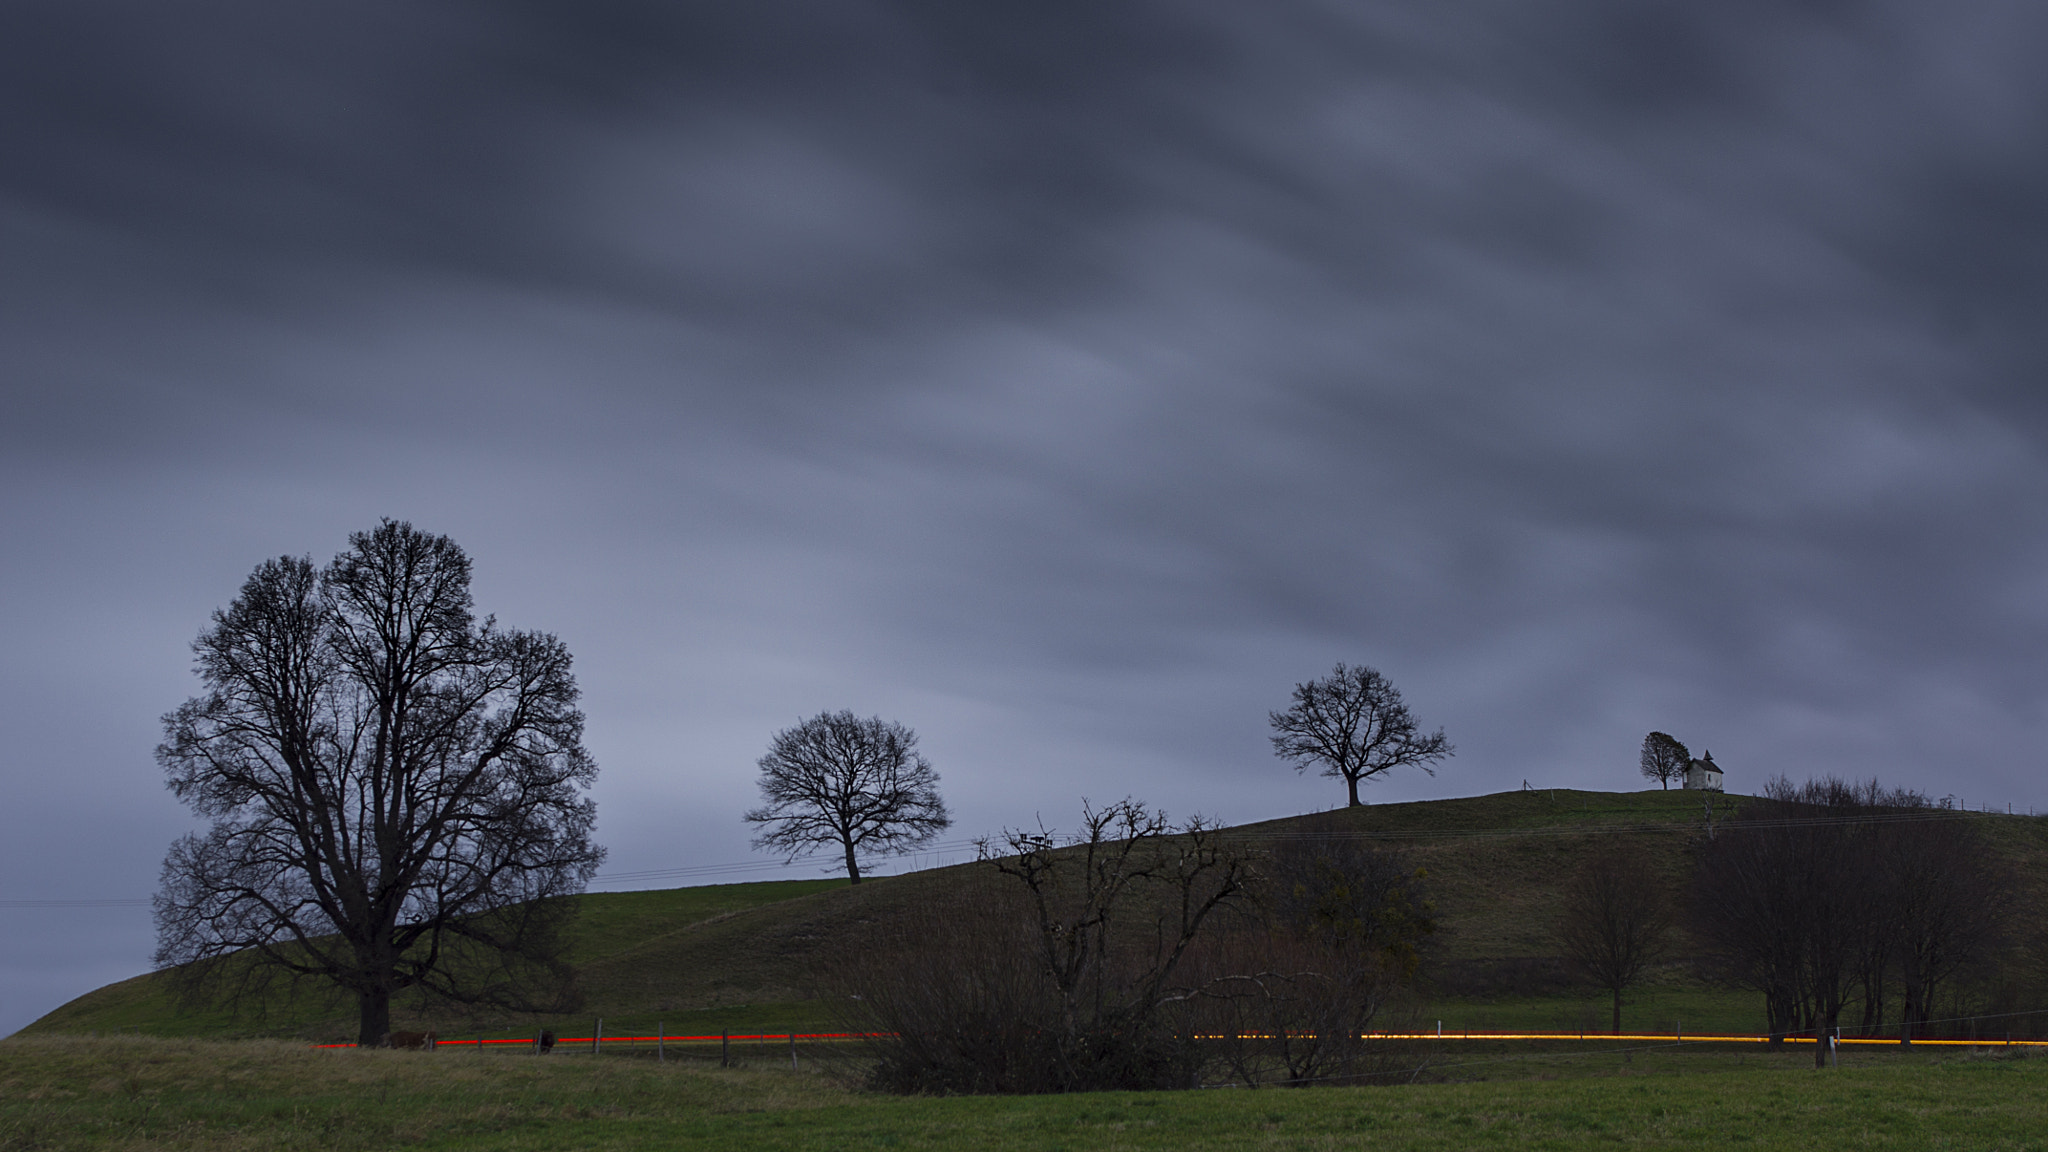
[5,1,2048,1033]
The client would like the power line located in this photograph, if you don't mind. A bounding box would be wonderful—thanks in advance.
[0,841,994,906]
[1232,806,2035,844]
[10,806,2037,905]
[587,838,986,887]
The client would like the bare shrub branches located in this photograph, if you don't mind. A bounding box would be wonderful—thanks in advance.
[835,804,1436,1093]
[1193,824,1434,1087]
[834,799,1253,1093]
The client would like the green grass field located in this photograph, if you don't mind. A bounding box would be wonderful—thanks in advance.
[4,1034,2046,1151]
[13,791,2048,1148]
[21,880,852,1042]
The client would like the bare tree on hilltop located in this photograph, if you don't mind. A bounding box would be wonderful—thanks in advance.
[1270,663,1452,807]
[154,521,605,1048]
[1639,732,1690,790]
[746,711,951,884]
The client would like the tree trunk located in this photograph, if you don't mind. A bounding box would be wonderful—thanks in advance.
[1346,774,1361,807]
[844,839,863,884]
[358,986,392,1048]
[1612,987,1622,1036]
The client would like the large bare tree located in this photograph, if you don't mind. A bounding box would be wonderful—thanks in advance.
[745,711,950,883]
[154,521,605,1047]
[1269,663,1452,807]
[1638,732,1690,790]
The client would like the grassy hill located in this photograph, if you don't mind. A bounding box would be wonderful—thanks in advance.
[24,789,2048,1044]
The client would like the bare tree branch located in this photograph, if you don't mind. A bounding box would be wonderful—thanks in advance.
[743,711,949,883]
[1639,732,1689,790]
[153,521,604,1046]
[1556,843,1672,1034]
[1269,663,1451,807]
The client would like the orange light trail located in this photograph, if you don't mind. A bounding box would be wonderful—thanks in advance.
[312,1030,2048,1049]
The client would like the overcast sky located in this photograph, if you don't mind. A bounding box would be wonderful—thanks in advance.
[5,0,2047,1036]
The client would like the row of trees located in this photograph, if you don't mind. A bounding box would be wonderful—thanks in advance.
[1691,777,2009,1061]
[763,670,1456,1090]
[143,522,2033,1073]
[153,521,1457,1047]
[846,770,2025,1092]
[743,661,1453,881]
[1555,776,2016,1067]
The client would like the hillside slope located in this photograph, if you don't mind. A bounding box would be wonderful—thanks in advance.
[26,789,2048,1043]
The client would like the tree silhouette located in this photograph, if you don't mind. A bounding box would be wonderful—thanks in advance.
[745,711,950,883]
[1557,844,1672,1034]
[1639,732,1689,789]
[1269,663,1452,806]
[154,521,604,1047]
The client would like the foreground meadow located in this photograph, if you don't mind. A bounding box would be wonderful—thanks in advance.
[3,1034,2045,1151]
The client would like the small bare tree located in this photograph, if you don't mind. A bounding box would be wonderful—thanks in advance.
[1639,732,1689,790]
[1556,844,1672,1034]
[744,711,949,884]
[1197,825,1434,1087]
[1270,664,1452,807]
[834,798,1255,1094]
[990,799,1252,1075]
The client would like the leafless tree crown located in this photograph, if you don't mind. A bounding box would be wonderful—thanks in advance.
[835,804,1437,1092]
[1639,731,1690,789]
[744,710,950,883]
[153,520,605,1047]
[1269,663,1452,806]
[1689,774,2008,1063]
[1556,844,1673,1034]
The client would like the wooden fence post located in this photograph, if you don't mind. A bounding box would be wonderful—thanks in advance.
[789,1032,797,1071]
[658,1022,665,1063]
[593,1018,602,1056]
[721,1030,729,1068]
